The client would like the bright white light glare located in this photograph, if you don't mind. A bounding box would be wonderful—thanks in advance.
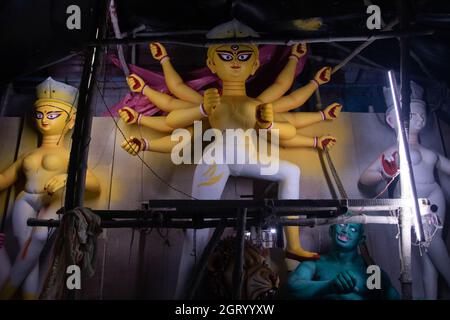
[388,70,424,242]
[270,228,277,234]
[245,231,251,237]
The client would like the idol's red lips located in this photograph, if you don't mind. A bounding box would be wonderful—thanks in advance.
[337,234,349,242]
[231,66,241,69]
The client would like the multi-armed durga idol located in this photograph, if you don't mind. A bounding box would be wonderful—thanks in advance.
[117,37,343,261]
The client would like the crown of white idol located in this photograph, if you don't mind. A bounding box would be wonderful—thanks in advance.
[383,80,426,114]
[35,77,79,112]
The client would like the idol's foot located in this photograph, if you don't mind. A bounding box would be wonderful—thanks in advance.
[285,250,320,262]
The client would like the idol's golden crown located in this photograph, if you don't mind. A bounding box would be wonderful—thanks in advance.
[34,77,78,112]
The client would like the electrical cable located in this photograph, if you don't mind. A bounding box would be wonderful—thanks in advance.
[93,79,197,200]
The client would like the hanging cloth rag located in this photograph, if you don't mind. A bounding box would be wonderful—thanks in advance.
[40,207,102,300]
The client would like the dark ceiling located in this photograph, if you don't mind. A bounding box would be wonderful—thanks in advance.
[1,0,450,84]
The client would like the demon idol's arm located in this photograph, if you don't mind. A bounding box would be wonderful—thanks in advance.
[272,67,331,113]
[284,261,334,299]
[150,43,203,104]
[274,103,342,129]
[257,43,307,103]
[127,74,197,112]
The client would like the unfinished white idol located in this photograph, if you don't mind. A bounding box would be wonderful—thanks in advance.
[359,81,450,299]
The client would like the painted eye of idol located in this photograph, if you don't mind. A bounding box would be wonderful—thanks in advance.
[35,111,44,119]
[237,53,252,61]
[46,111,62,120]
[217,52,233,61]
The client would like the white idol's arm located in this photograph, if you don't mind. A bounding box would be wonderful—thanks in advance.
[437,154,450,175]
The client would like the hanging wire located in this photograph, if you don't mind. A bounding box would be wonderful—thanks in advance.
[93,78,197,200]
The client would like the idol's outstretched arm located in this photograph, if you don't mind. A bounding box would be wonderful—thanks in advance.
[257,43,307,103]
[121,126,194,155]
[279,133,336,150]
[275,102,342,129]
[127,74,197,112]
[118,107,174,133]
[272,66,332,113]
[150,43,203,104]
[359,147,399,187]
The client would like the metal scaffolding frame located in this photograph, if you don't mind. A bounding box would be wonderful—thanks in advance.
[29,198,419,299]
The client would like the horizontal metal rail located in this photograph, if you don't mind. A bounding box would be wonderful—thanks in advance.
[27,198,410,229]
[90,29,434,47]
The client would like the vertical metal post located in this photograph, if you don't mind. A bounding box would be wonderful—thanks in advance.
[0,83,12,116]
[232,208,247,300]
[399,208,413,299]
[62,0,108,300]
[135,229,147,299]
[185,219,227,299]
[399,0,411,128]
[397,0,413,300]
[65,1,108,210]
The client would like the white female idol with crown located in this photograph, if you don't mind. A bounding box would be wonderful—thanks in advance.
[0,77,100,299]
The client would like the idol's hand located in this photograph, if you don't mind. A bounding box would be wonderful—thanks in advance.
[291,43,307,59]
[330,271,357,294]
[381,151,399,179]
[203,88,220,115]
[119,107,140,125]
[313,66,332,86]
[317,135,337,150]
[256,103,274,129]
[121,136,146,156]
[322,103,342,120]
[150,42,168,61]
[127,74,146,93]
[44,174,68,195]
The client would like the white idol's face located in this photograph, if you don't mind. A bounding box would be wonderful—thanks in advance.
[386,103,426,134]
[409,103,426,134]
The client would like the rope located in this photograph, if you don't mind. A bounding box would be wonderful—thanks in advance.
[105,2,196,200]
[94,79,197,200]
